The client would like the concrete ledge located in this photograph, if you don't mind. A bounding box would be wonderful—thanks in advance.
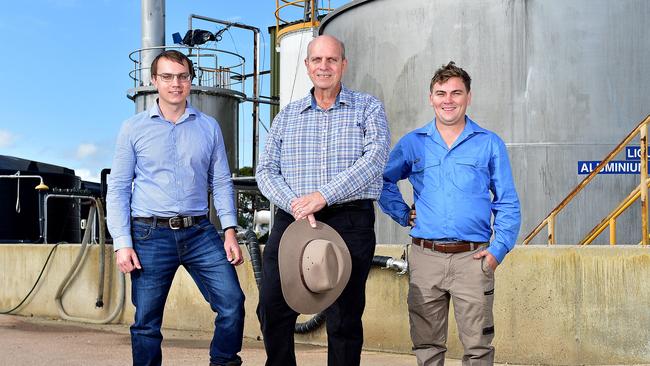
[1,244,649,364]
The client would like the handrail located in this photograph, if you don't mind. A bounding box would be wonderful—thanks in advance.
[523,115,650,245]
[275,0,333,41]
[128,45,245,92]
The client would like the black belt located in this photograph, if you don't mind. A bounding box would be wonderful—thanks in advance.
[327,199,374,210]
[132,215,207,230]
[411,238,486,253]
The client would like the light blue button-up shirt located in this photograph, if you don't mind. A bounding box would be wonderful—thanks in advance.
[106,102,237,251]
[256,85,390,213]
[379,117,521,263]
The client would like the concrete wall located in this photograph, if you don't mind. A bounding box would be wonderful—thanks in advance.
[1,244,650,364]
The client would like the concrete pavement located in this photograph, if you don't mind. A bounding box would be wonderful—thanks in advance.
[0,314,424,365]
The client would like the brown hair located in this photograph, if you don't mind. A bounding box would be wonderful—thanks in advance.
[429,61,471,93]
[150,50,195,79]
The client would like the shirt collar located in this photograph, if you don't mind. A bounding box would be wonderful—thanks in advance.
[300,84,351,113]
[148,99,197,123]
[416,116,486,137]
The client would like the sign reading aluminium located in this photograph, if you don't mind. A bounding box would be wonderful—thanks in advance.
[578,146,648,175]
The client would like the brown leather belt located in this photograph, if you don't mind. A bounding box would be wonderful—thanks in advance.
[411,238,485,253]
[133,215,207,230]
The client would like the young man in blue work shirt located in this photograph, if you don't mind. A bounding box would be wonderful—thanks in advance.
[379,61,521,365]
[106,50,245,366]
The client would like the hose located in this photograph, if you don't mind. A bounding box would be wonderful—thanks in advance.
[54,200,126,324]
[244,228,409,334]
[243,229,262,288]
[241,228,327,333]
[372,255,408,275]
[0,243,60,314]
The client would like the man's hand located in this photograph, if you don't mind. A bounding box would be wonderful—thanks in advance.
[224,229,243,266]
[116,248,142,273]
[473,250,499,271]
[291,192,327,228]
[409,206,417,227]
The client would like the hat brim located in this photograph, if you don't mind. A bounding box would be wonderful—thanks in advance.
[279,219,351,314]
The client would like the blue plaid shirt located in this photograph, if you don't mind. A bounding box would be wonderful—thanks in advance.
[256,85,391,213]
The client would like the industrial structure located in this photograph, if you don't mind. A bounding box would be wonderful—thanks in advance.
[2,0,650,364]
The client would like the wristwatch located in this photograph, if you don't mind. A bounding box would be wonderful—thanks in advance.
[223,226,237,233]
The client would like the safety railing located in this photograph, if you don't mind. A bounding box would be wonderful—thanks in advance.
[523,115,650,246]
[128,45,245,93]
[275,0,333,40]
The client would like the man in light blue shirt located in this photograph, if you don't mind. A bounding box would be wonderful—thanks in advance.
[106,50,244,366]
[379,61,521,365]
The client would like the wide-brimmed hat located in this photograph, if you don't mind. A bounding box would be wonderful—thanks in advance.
[278,219,351,314]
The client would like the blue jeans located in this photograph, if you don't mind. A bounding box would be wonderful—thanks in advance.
[130,218,245,366]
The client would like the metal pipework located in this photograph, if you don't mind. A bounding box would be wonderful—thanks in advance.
[44,194,98,244]
[0,172,49,191]
[188,14,261,170]
[371,255,408,275]
[0,172,49,242]
[141,0,165,86]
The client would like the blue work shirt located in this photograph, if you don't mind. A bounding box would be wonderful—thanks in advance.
[106,101,237,251]
[378,117,521,263]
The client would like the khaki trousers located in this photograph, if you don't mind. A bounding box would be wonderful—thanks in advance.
[408,244,495,366]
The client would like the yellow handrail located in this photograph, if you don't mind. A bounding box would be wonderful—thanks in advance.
[523,115,650,245]
[275,0,333,41]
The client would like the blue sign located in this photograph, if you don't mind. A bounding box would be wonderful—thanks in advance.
[578,160,647,175]
[626,146,642,160]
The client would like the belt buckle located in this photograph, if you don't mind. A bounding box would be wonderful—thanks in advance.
[168,216,183,230]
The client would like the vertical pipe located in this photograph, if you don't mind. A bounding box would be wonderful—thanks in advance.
[609,218,616,245]
[640,124,648,245]
[141,0,165,86]
[37,190,45,243]
[547,213,555,245]
[252,31,260,171]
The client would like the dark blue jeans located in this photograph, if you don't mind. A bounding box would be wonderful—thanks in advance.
[130,218,245,366]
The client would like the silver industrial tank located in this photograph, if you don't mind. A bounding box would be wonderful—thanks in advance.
[129,86,243,172]
[320,0,650,245]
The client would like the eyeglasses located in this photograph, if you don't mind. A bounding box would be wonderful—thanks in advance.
[154,73,192,83]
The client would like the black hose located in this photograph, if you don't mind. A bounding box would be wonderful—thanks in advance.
[372,255,392,267]
[243,228,327,333]
[0,243,60,314]
[245,228,405,334]
[243,229,263,289]
[294,312,326,334]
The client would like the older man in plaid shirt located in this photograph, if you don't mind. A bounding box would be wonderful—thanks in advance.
[255,34,390,366]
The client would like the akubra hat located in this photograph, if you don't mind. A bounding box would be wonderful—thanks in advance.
[278,219,352,314]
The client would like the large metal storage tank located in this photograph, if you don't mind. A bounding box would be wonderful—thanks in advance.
[278,28,315,109]
[129,86,243,172]
[320,0,650,245]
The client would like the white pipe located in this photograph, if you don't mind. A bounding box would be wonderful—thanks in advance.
[141,0,165,86]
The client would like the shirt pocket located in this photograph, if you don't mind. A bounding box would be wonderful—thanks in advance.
[331,120,364,162]
[411,158,441,191]
[452,157,489,194]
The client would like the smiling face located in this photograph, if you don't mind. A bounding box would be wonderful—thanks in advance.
[151,57,191,110]
[429,76,472,128]
[304,35,347,94]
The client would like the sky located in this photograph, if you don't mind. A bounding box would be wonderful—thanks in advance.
[0,0,347,182]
